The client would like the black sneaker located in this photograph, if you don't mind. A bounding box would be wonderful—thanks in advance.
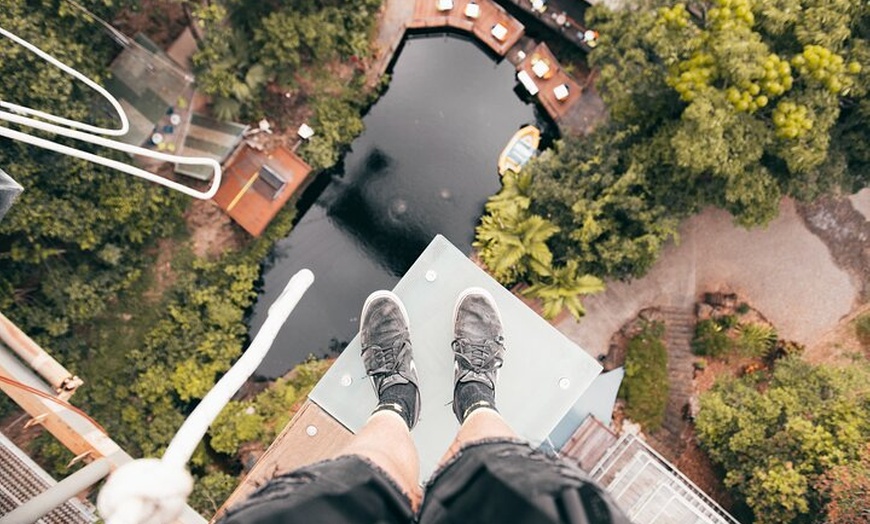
[451,287,506,422]
[360,290,420,429]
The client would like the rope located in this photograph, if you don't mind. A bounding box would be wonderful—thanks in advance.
[0,26,222,200]
[0,375,106,433]
[96,269,314,524]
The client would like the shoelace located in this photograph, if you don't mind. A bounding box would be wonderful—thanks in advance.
[452,337,504,374]
[363,336,411,376]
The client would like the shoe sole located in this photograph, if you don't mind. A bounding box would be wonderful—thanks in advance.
[360,290,411,335]
[452,287,503,328]
[360,290,420,428]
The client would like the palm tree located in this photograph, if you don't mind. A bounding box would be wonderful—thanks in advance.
[522,261,605,320]
[474,197,559,285]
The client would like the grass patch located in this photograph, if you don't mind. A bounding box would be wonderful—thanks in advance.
[619,320,669,432]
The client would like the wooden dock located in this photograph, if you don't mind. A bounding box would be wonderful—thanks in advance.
[410,0,525,56]
[216,401,353,519]
[515,41,583,122]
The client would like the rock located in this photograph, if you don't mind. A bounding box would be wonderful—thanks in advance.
[696,303,714,320]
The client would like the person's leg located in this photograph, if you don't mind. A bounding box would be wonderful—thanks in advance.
[418,288,629,523]
[342,410,422,507]
[437,287,515,465]
[437,407,516,465]
[343,289,422,504]
[219,291,422,524]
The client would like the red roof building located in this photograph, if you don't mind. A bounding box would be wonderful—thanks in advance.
[212,145,314,237]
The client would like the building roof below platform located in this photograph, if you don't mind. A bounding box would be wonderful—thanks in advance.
[212,145,313,236]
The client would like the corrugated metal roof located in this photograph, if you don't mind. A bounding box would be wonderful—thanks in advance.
[0,432,97,523]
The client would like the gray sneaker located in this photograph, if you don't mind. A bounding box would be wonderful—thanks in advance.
[452,287,505,414]
[360,290,420,427]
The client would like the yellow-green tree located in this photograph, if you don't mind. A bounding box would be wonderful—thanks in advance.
[588,0,868,225]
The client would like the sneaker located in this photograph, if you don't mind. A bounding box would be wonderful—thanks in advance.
[360,290,420,428]
[451,287,505,421]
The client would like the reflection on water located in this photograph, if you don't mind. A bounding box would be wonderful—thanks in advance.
[249,34,552,378]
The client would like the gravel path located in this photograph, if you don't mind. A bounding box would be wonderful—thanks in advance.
[558,198,861,357]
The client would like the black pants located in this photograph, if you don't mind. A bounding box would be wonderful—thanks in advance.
[218,440,630,524]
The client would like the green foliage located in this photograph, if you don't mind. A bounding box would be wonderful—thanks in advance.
[474,178,559,284]
[298,84,369,170]
[521,261,605,320]
[473,169,604,320]
[854,313,870,347]
[692,319,734,357]
[192,0,382,120]
[529,130,681,279]
[619,321,669,431]
[695,358,870,523]
[208,359,331,456]
[209,402,266,455]
[189,470,239,518]
[737,323,778,357]
[586,0,869,228]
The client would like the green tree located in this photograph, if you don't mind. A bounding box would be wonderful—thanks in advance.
[189,470,238,517]
[528,130,680,278]
[695,358,870,523]
[586,0,869,226]
[521,261,604,320]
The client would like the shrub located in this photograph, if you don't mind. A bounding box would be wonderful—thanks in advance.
[717,314,739,329]
[619,321,669,431]
[737,302,751,315]
[855,313,870,348]
[737,323,778,357]
[692,319,734,357]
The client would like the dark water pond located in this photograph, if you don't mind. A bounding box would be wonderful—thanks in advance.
[249,33,552,378]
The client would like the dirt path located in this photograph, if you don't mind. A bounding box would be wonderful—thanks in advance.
[558,197,863,359]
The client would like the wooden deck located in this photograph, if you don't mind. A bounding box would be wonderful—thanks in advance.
[515,41,583,121]
[410,0,525,56]
[215,401,353,521]
[211,145,313,237]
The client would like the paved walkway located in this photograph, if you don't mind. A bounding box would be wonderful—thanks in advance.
[558,197,863,358]
[367,0,415,86]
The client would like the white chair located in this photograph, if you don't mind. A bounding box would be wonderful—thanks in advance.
[465,2,480,18]
[437,0,454,11]
[532,59,550,79]
[517,70,539,96]
[553,84,570,101]
[491,23,508,42]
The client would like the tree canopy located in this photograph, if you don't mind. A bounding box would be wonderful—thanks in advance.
[695,358,870,523]
[192,0,382,121]
[0,0,187,340]
[474,0,868,317]
[588,0,868,225]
